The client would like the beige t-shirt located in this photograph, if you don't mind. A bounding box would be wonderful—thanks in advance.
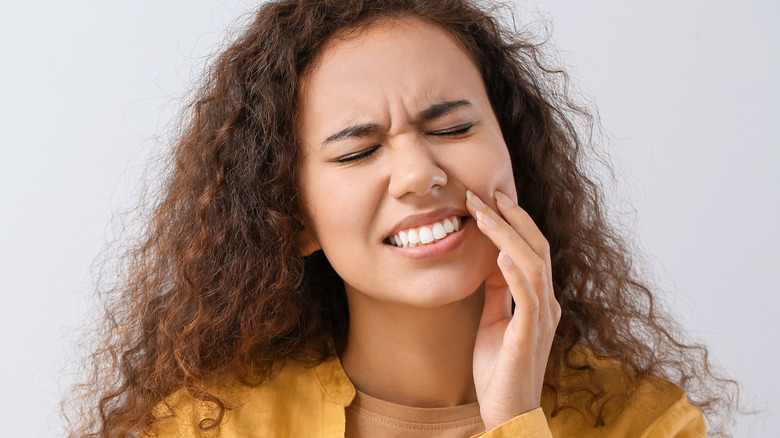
[345,389,485,438]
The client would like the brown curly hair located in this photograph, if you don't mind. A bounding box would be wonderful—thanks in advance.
[65,0,738,436]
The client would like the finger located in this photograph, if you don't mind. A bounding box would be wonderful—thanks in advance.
[493,190,550,264]
[466,190,559,330]
[466,190,548,298]
[495,250,540,329]
[479,271,512,328]
[493,190,555,295]
[497,250,560,355]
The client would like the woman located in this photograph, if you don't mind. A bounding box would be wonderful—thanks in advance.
[66,0,737,436]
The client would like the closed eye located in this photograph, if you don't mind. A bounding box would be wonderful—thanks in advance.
[428,122,477,136]
[335,145,380,164]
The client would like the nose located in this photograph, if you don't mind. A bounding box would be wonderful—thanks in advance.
[387,137,447,198]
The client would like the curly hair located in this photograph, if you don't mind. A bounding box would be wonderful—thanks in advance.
[65,0,738,436]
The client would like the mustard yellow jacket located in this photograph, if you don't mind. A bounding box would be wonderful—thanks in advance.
[152,348,706,437]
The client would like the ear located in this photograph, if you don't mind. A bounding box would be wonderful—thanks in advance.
[299,226,322,256]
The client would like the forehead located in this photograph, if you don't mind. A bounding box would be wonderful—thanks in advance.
[298,17,488,133]
[314,16,475,69]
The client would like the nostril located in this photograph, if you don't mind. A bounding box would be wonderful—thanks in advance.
[386,153,448,198]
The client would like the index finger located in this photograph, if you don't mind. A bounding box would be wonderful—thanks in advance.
[493,190,550,263]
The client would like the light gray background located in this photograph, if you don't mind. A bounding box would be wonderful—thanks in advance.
[1,1,776,436]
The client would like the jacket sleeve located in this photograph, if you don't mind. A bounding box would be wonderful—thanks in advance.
[468,394,706,438]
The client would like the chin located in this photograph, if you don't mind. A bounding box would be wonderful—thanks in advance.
[396,261,494,309]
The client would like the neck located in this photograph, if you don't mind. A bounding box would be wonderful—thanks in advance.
[340,285,484,408]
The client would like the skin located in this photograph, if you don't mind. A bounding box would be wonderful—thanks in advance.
[297,17,560,431]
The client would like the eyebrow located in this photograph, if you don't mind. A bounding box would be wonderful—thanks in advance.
[417,99,472,121]
[322,99,472,147]
[323,122,382,146]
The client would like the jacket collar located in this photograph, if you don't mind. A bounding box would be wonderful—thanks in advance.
[314,351,356,407]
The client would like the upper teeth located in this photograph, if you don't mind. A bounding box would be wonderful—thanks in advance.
[388,216,461,248]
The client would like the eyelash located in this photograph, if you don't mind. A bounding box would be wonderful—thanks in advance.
[429,123,475,136]
[337,146,381,164]
[335,122,476,164]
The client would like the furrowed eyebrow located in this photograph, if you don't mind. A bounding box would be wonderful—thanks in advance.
[417,100,472,121]
[321,100,472,148]
[323,122,381,147]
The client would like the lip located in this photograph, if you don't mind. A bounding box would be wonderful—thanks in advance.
[383,206,471,260]
[385,207,468,238]
[384,216,472,260]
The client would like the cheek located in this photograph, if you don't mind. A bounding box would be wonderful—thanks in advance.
[455,142,516,202]
[301,169,378,248]
[487,147,516,196]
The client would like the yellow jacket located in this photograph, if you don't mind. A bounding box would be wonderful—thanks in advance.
[152,348,706,437]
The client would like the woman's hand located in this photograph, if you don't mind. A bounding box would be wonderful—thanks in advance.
[466,189,560,431]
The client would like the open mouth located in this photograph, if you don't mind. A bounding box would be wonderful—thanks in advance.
[385,215,466,248]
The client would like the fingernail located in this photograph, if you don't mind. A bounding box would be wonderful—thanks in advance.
[495,190,514,208]
[467,190,487,210]
[498,250,513,266]
[475,210,496,227]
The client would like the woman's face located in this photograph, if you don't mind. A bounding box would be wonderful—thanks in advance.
[297,17,517,308]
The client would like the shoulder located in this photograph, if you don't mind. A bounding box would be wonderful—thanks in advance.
[542,346,707,437]
[150,355,354,438]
